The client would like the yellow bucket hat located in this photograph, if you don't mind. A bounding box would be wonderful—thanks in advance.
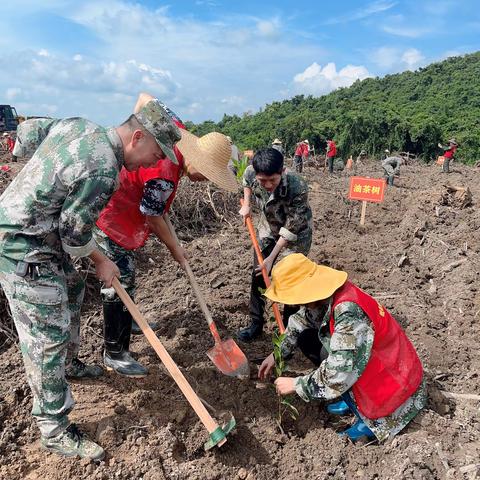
[264,254,348,305]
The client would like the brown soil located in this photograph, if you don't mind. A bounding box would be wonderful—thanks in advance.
[1,156,480,479]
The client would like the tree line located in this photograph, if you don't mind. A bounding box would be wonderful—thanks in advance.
[186,51,480,164]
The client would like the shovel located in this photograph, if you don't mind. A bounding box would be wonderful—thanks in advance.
[240,200,285,334]
[165,216,250,379]
[112,277,235,450]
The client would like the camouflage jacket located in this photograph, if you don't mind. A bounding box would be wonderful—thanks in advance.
[0,118,123,263]
[283,301,427,442]
[12,118,61,159]
[243,165,312,255]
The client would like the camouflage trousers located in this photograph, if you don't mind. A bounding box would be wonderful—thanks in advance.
[0,255,85,437]
[93,227,135,304]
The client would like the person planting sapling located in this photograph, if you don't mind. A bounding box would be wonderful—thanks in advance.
[259,254,427,442]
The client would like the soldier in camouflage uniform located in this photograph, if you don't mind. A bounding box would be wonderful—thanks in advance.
[0,97,181,460]
[238,148,312,342]
[259,254,426,442]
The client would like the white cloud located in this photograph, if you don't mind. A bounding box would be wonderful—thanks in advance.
[6,88,22,100]
[401,48,425,69]
[256,18,281,38]
[371,46,426,71]
[293,62,371,96]
[381,14,432,38]
[0,1,322,122]
[325,0,397,24]
[0,49,178,121]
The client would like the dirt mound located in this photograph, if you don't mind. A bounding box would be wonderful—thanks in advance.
[0,159,479,479]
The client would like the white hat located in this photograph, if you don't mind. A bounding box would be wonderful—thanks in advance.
[303,139,309,144]
[272,138,282,145]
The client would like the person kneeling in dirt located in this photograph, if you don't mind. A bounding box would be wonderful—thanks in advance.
[259,254,426,442]
[237,148,312,342]
[87,93,237,378]
[382,156,402,186]
[0,96,182,460]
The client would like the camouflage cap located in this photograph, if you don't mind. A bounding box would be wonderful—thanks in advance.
[134,99,181,165]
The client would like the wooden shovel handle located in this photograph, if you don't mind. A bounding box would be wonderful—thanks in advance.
[111,277,224,440]
[164,216,222,343]
[240,201,285,333]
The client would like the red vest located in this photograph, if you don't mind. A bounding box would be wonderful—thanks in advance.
[444,145,457,158]
[96,147,184,250]
[329,282,423,419]
[327,141,337,157]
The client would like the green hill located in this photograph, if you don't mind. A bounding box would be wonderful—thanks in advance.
[186,51,480,163]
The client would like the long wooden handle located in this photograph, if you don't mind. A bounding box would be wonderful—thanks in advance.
[112,278,224,441]
[164,216,222,343]
[241,202,285,333]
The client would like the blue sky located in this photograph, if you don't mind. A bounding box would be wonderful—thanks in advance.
[1,1,479,124]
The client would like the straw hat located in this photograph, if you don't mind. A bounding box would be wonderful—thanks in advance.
[264,254,348,305]
[176,129,238,192]
[448,138,458,146]
[303,139,309,144]
[272,138,282,145]
[2,132,9,137]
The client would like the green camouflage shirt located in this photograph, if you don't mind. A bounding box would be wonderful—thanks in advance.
[12,118,61,159]
[0,118,123,263]
[243,165,312,255]
[283,300,426,442]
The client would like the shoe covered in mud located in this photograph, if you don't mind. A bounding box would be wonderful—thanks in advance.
[41,424,105,461]
[340,418,376,442]
[66,358,103,380]
[131,319,161,335]
[327,400,351,415]
[104,350,148,378]
[237,322,263,342]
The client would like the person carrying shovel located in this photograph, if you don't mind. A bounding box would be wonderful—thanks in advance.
[0,95,181,460]
[237,148,312,342]
[259,254,427,442]
[86,93,238,378]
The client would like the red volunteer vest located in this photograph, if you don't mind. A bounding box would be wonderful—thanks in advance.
[329,281,423,419]
[327,141,337,157]
[444,145,457,158]
[96,147,184,250]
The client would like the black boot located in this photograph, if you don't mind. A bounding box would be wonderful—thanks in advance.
[103,302,148,378]
[237,321,263,342]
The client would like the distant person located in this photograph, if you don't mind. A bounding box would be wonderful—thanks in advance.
[227,136,241,176]
[259,254,426,443]
[293,140,306,173]
[2,132,15,154]
[438,138,458,173]
[382,149,390,160]
[237,148,312,342]
[271,138,283,155]
[326,139,337,173]
[382,156,402,186]
[302,139,310,168]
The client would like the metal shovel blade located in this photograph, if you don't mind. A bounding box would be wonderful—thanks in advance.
[207,338,250,379]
